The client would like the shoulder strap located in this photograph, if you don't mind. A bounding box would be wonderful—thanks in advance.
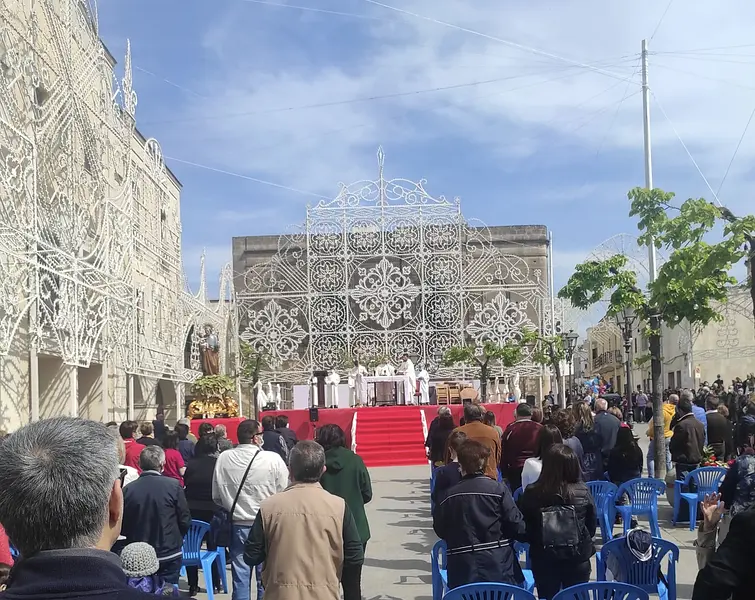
[229,449,261,521]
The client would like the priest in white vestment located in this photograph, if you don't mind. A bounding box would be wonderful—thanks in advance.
[254,380,268,407]
[350,360,368,406]
[326,370,341,408]
[417,365,430,405]
[398,353,417,405]
[374,360,395,404]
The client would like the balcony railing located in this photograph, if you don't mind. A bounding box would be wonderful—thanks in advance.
[593,350,623,369]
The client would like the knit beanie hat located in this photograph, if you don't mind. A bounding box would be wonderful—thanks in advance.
[121,542,160,578]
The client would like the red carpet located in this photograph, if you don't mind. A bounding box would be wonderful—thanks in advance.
[355,407,427,467]
[198,404,519,467]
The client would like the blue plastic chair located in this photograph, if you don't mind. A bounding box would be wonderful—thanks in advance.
[431,539,448,600]
[512,487,524,502]
[613,478,666,537]
[513,542,535,593]
[553,582,650,600]
[431,467,438,512]
[180,520,227,600]
[443,582,536,600]
[597,536,678,600]
[672,466,727,530]
[9,543,19,559]
[587,480,619,544]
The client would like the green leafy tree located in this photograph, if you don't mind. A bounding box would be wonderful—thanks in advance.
[239,341,269,409]
[529,332,567,406]
[443,338,531,400]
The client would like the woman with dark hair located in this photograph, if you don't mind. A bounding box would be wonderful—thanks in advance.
[183,433,221,596]
[607,427,643,486]
[483,411,503,439]
[521,425,563,489]
[197,422,215,438]
[433,440,526,589]
[161,430,186,486]
[518,445,597,599]
[431,431,467,506]
[426,410,456,467]
[317,424,373,550]
[552,409,584,463]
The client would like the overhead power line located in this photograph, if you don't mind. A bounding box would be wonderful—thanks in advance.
[717,105,755,196]
[239,0,381,20]
[650,0,675,41]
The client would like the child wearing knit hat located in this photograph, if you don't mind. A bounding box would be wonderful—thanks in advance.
[121,542,179,597]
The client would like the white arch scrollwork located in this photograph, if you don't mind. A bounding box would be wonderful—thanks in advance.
[238,148,549,382]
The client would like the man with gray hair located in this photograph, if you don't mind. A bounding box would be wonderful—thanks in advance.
[0,417,159,600]
[594,397,620,470]
[214,423,234,452]
[120,445,191,585]
[244,441,364,600]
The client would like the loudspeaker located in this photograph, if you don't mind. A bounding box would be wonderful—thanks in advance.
[526,395,536,407]
[309,407,319,423]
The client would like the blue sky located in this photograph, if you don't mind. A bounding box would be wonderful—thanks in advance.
[98,0,755,311]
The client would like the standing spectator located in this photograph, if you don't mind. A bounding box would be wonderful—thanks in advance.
[0,417,162,600]
[670,396,706,483]
[215,423,235,452]
[161,431,187,486]
[120,446,192,585]
[275,415,298,453]
[647,393,676,477]
[573,402,603,481]
[433,440,526,589]
[426,407,452,447]
[243,441,364,600]
[483,411,504,439]
[116,437,140,487]
[175,422,195,463]
[518,445,597,599]
[521,425,563,490]
[685,390,709,445]
[552,409,584,464]
[213,419,288,600]
[735,400,755,453]
[178,418,198,443]
[317,425,373,553]
[531,407,544,424]
[184,434,222,596]
[0,523,12,568]
[501,403,543,490]
[137,422,160,447]
[607,428,643,486]
[120,421,142,472]
[198,422,215,438]
[260,415,289,464]
[453,404,501,480]
[635,386,648,423]
[431,431,467,507]
[153,412,167,444]
[426,409,456,467]
[594,399,621,470]
[706,395,734,461]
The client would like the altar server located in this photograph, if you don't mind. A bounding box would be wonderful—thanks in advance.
[417,365,430,405]
[351,358,368,406]
[398,352,417,405]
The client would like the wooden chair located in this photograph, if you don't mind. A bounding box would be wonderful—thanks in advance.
[449,384,461,405]
[436,384,450,405]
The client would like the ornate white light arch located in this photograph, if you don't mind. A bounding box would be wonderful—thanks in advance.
[238,148,550,382]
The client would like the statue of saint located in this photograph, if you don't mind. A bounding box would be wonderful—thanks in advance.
[199,324,220,376]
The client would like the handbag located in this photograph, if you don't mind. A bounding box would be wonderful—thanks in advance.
[211,449,260,548]
[540,494,582,560]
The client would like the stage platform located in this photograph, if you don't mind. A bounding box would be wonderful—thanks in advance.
[191,404,516,467]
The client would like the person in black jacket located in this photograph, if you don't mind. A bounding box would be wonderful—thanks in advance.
[426,409,456,467]
[275,415,298,452]
[183,434,222,596]
[705,395,733,461]
[121,445,192,585]
[431,431,466,507]
[260,416,289,463]
[593,399,620,469]
[433,440,526,589]
[670,396,706,482]
[607,427,643,486]
[518,444,597,600]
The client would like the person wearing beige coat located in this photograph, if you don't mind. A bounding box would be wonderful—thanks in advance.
[244,441,364,600]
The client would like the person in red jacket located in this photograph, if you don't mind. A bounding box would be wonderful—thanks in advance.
[120,421,143,472]
[0,523,13,565]
[500,403,542,491]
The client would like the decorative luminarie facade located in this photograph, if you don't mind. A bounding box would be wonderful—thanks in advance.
[0,0,235,431]
[235,149,561,396]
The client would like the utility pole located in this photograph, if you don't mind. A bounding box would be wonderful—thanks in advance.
[642,38,666,479]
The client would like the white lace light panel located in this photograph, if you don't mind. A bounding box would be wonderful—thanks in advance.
[239,149,551,383]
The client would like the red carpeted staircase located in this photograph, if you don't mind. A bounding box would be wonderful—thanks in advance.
[355,407,428,467]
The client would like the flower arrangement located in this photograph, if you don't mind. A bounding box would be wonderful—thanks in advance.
[701,445,732,468]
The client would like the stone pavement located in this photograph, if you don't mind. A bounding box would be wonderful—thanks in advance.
[190,430,703,599]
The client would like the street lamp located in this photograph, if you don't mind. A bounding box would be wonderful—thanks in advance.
[562,330,579,401]
[614,306,637,414]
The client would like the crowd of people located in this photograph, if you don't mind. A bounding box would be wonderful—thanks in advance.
[0,415,372,600]
[427,385,755,599]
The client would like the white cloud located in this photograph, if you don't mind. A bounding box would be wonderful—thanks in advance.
[159,0,755,215]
